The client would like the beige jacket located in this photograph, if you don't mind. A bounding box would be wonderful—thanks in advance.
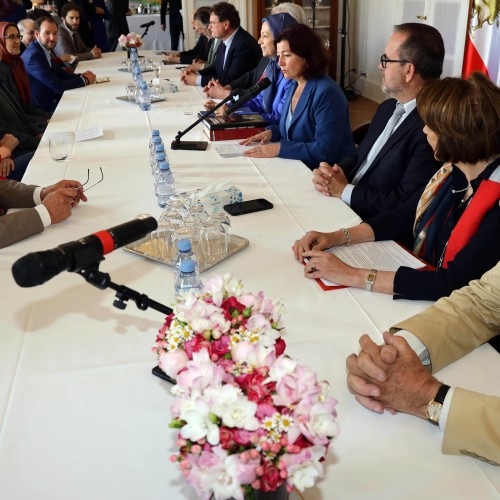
[0,180,43,249]
[393,261,500,465]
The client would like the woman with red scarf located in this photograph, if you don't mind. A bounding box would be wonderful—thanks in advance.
[0,22,48,180]
[293,73,500,301]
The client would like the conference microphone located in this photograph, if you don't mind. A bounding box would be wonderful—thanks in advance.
[226,77,271,116]
[140,20,155,29]
[11,215,157,288]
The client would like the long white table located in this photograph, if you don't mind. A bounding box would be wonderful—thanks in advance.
[0,52,499,499]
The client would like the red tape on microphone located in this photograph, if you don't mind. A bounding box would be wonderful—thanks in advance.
[93,230,115,255]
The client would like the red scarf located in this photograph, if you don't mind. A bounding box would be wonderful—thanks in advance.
[0,22,31,103]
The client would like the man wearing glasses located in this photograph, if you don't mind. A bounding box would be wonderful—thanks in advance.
[313,23,445,220]
[181,2,261,88]
[17,18,36,54]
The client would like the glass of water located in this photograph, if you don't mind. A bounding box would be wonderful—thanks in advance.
[49,136,68,161]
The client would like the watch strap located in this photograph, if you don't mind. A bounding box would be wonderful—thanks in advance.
[364,269,377,291]
[434,384,450,404]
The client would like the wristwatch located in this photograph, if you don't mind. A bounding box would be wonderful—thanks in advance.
[426,384,450,425]
[364,269,377,291]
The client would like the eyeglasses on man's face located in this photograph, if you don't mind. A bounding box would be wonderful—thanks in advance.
[380,53,409,69]
[208,19,224,26]
[4,34,21,40]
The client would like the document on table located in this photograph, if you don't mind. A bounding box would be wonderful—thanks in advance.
[50,127,104,143]
[317,240,426,288]
[212,141,253,158]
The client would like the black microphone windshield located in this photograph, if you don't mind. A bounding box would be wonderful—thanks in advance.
[12,249,69,287]
[226,78,271,115]
[140,20,155,28]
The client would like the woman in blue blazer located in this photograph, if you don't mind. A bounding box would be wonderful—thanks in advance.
[242,23,355,170]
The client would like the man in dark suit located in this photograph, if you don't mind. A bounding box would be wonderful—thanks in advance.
[21,16,96,114]
[313,23,445,220]
[180,2,261,88]
[54,3,102,66]
[160,0,183,51]
[0,178,87,248]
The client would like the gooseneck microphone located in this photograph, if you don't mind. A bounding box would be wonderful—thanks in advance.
[140,20,155,29]
[225,77,271,116]
[12,215,157,288]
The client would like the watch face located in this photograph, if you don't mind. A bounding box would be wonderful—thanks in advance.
[426,401,442,423]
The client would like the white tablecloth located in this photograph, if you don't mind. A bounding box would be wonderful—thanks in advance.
[0,52,499,499]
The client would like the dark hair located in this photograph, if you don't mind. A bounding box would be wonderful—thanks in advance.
[275,24,329,79]
[27,8,52,21]
[417,72,500,164]
[211,2,240,29]
[35,16,57,31]
[60,2,81,18]
[394,23,444,80]
[194,6,211,27]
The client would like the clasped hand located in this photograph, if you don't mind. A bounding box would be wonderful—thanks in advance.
[312,162,349,197]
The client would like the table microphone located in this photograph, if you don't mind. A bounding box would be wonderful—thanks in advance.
[140,20,155,29]
[11,215,157,288]
[225,77,271,116]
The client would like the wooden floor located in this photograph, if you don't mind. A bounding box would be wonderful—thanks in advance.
[348,96,378,131]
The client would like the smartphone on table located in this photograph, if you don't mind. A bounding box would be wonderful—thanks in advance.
[223,198,273,216]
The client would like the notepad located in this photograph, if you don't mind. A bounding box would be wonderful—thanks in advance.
[50,127,104,143]
[213,141,253,158]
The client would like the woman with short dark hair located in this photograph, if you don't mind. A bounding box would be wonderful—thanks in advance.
[294,73,500,301]
[241,23,355,169]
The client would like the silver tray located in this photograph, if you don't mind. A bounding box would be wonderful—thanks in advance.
[124,234,249,272]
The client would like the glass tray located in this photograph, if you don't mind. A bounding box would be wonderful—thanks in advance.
[124,234,249,273]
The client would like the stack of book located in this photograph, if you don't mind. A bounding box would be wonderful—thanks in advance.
[201,113,269,141]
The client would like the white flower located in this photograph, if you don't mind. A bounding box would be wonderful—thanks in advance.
[231,341,276,367]
[180,397,220,445]
[222,273,243,297]
[282,446,326,492]
[267,354,297,381]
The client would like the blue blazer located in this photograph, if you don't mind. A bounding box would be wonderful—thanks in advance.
[269,76,355,169]
[340,98,442,220]
[21,41,86,114]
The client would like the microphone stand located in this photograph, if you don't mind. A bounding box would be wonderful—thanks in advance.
[141,25,153,40]
[171,91,236,151]
[77,263,173,316]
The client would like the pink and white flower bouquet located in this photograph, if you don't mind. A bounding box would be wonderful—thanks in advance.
[168,342,339,499]
[153,274,287,380]
[118,32,143,49]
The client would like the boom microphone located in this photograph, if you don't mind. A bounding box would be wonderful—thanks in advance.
[11,215,157,288]
[140,20,155,29]
[226,77,271,116]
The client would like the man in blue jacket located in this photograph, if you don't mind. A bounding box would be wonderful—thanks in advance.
[21,16,96,114]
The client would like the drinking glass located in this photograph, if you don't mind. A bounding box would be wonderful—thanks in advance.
[49,136,68,161]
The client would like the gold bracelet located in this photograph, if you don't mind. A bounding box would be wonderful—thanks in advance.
[340,228,351,246]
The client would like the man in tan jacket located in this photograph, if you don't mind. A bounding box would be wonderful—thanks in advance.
[0,178,87,248]
[346,262,500,465]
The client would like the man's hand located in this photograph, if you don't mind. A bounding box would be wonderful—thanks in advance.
[41,189,78,224]
[41,180,87,204]
[180,71,197,86]
[82,71,96,84]
[0,134,19,153]
[59,54,74,63]
[347,332,442,419]
[160,23,166,31]
[312,162,349,198]
[0,158,15,177]
[91,46,102,59]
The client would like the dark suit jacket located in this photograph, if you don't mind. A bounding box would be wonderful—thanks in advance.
[339,98,441,220]
[269,76,355,169]
[179,35,209,64]
[55,24,93,63]
[21,40,86,114]
[230,56,269,90]
[0,180,43,249]
[198,28,261,87]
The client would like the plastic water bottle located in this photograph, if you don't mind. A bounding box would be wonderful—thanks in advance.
[174,258,203,296]
[154,160,175,207]
[138,81,151,111]
[149,130,161,150]
[129,47,138,63]
[151,143,165,173]
[152,151,166,176]
[173,238,199,280]
[133,65,143,84]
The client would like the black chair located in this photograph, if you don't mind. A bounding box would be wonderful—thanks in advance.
[352,121,371,146]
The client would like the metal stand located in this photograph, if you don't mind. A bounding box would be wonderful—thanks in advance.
[77,264,172,316]
[339,0,348,91]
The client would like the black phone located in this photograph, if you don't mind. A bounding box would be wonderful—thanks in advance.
[224,198,273,216]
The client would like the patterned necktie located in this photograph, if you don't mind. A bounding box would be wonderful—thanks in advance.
[352,102,406,185]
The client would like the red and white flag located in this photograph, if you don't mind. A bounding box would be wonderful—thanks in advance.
[462,1,500,85]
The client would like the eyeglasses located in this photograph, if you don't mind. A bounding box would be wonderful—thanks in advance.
[380,53,409,69]
[82,167,104,192]
[23,30,35,35]
[208,20,224,26]
[4,34,21,40]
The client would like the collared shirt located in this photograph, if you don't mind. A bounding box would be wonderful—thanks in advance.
[33,187,51,227]
[341,98,417,206]
[39,42,53,68]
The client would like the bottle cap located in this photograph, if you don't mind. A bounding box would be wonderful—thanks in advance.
[158,161,170,170]
[154,144,165,152]
[133,66,141,74]
[180,259,195,273]
[140,80,148,88]
[155,152,166,161]
[151,129,160,136]
[178,238,191,252]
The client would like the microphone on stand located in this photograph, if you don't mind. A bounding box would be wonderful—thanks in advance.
[140,20,155,29]
[11,215,157,288]
[225,78,271,116]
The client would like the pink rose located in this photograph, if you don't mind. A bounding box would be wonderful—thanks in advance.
[259,461,282,492]
[184,334,213,359]
[158,349,189,378]
[219,427,236,450]
[274,338,286,356]
[233,429,253,446]
[213,335,230,357]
